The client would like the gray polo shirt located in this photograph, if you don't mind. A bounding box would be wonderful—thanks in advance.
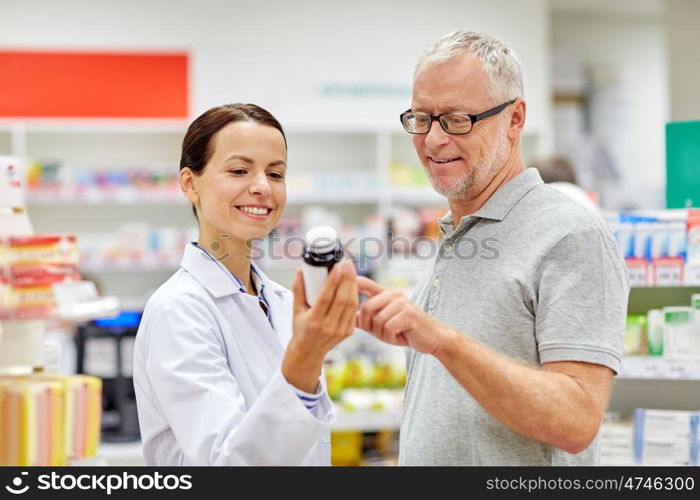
[399,168,629,466]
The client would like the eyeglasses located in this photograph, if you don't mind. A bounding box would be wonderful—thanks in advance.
[400,99,517,135]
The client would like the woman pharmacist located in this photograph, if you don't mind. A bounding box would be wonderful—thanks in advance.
[133,103,358,465]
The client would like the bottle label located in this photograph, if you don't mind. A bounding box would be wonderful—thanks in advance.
[302,262,331,307]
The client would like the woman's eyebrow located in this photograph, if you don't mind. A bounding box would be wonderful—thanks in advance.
[223,155,286,167]
[224,154,254,164]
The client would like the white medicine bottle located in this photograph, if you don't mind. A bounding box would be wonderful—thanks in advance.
[302,226,344,306]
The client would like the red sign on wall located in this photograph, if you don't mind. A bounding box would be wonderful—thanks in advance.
[0,51,188,118]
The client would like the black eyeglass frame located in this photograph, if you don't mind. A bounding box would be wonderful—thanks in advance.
[399,98,517,135]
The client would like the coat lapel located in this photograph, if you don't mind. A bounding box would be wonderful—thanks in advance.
[181,244,294,356]
[252,263,294,348]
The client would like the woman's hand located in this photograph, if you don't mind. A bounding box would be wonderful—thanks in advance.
[282,260,358,392]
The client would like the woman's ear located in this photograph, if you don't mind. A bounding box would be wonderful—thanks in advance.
[180,168,199,204]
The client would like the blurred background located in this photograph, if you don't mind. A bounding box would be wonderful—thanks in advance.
[1,0,700,466]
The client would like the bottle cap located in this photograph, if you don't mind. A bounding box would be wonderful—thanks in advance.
[305,226,338,254]
[692,294,700,310]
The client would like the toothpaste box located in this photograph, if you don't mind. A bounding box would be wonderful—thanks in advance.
[688,210,700,285]
[634,409,699,465]
[600,422,635,465]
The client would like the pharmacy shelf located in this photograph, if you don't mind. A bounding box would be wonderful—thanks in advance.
[80,264,178,274]
[58,296,120,323]
[618,357,700,380]
[286,192,380,205]
[26,191,184,206]
[627,286,700,315]
[611,284,700,421]
[332,409,402,432]
[1,297,120,325]
[27,191,386,206]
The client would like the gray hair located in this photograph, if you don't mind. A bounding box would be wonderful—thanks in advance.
[415,30,524,102]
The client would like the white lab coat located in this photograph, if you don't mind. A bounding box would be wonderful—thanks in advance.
[133,243,334,465]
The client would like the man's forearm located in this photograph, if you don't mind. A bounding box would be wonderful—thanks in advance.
[432,322,605,454]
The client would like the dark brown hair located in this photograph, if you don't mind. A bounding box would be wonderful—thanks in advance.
[531,156,577,184]
[180,103,287,218]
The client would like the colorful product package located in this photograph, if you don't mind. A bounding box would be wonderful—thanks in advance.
[624,315,647,356]
[64,375,102,461]
[0,377,65,466]
[0,235,80,320]
[687,210,700,285]
[0,374,102,466]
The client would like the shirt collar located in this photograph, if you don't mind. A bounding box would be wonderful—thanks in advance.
[438,168,543,234]
[250,261,290,298]
[250,266,264,295]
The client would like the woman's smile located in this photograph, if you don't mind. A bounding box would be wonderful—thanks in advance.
[235,204,274,219]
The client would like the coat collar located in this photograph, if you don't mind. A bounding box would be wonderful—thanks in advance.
[180,243,290,300]
[250,261,291,299]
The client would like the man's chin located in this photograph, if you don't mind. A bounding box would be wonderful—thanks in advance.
[429,176,471,199]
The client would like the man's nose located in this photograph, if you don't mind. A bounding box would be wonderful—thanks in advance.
[424,119,451,149]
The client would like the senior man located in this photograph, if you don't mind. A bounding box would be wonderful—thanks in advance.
[357,31,629,465]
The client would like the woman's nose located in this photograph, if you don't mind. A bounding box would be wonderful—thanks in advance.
[249,172,271,196]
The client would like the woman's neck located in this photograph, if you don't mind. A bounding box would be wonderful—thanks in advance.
[197,233,254,294]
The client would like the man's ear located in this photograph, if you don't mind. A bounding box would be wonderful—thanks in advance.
[180,168,199,204]
[507,98,526,142]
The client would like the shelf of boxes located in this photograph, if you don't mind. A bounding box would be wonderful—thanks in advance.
[26,190,185,205]
[608,276,700,465]
[26,190,444,207]
[618,357,700,380]
[634,409,699,466]
[621,287,700,373]
[609,209,700,287]
[627,286,700,315]
[601,410,700,467]
[80,264,179,274]
[1,156,117,466]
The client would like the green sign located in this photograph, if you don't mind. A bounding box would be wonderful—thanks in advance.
[666,120,700,208]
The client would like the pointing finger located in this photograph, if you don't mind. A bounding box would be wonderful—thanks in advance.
[357,276,384,298]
